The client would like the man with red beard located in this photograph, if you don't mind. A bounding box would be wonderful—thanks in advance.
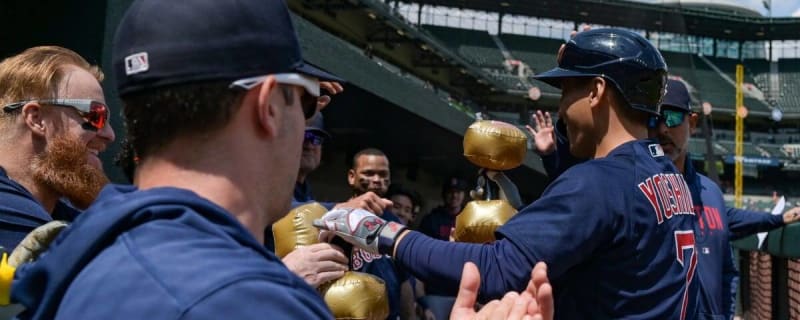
[0,46,115,249]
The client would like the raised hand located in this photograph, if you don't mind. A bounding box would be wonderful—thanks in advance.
[333,191,392,215]
[317,81,344,110]
[526,110,556,156]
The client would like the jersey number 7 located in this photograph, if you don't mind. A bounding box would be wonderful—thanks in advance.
[675,230,697,320]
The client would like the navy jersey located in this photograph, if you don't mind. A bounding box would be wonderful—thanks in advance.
[12,184,332,320]
[396,140,700,319]
[0,167,80,250]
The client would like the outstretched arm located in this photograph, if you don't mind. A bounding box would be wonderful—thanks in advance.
[727,207,787,240]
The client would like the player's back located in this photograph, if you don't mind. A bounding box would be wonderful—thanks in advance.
[499,140,699,319]
[12,185,332,320]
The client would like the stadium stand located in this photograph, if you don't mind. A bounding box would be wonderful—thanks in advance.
[422,25,506,69]
[778,59,800,112]
[716,141,768,157]
[760,144,787,158]
[498,33,562,75]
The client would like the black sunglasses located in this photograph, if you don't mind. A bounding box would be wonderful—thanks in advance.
[3,99,109,131]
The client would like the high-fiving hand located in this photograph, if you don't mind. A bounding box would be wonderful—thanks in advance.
[450,262,554,320]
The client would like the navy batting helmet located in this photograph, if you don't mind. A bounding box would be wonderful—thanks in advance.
[534,28,667,115]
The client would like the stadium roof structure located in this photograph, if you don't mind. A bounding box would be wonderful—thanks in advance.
[288,0,544,111]
[404,0,800,41]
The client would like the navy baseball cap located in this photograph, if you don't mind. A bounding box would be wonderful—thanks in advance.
[661,79,692,112]
[306,112,330,139]
[112,0,342,96]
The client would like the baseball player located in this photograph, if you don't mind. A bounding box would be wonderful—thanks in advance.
[316,28,701,319]
[531,77,800,319]
[649,79,800,319]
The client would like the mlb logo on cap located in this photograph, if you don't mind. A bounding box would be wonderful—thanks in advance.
[124,52,149,76]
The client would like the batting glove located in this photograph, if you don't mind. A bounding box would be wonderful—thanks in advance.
[313,208,406,255]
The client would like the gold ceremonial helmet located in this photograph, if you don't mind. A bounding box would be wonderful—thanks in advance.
[320,271,390,320]
[455,119,526,243]
[463,120,527,171]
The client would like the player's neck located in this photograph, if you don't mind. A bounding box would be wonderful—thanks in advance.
[135,139,274,244]
[593,114,648,158]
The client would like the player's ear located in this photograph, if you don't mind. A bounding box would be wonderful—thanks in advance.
[589,77,606,109]
[255,76,279,138]
[347,168,356,186]
[688,112,699,133]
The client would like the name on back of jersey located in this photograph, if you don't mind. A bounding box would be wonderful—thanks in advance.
[638,173,696,224]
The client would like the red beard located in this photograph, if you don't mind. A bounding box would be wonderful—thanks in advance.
[31,136,109,209]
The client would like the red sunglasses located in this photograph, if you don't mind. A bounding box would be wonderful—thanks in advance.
[3,99,109,131]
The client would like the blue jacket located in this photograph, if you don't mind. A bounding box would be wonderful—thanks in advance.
[683,158,783,320]
[397,140,700,319]
[0,167,79,250]
[12,184,332,319]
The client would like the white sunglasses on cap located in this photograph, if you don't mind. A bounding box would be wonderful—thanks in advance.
[229,73,320,119]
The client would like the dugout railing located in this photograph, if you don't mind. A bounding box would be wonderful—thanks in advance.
[732,222,800,319]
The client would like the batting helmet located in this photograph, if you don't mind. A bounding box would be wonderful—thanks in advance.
[533,28,667,115]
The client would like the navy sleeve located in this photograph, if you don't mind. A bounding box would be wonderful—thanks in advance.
[726,208,785,240]
[721,246,738,319]
[395,231,532,301]
[496,170,613,281]
[180,278,332,319]
[395,169,613,301]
